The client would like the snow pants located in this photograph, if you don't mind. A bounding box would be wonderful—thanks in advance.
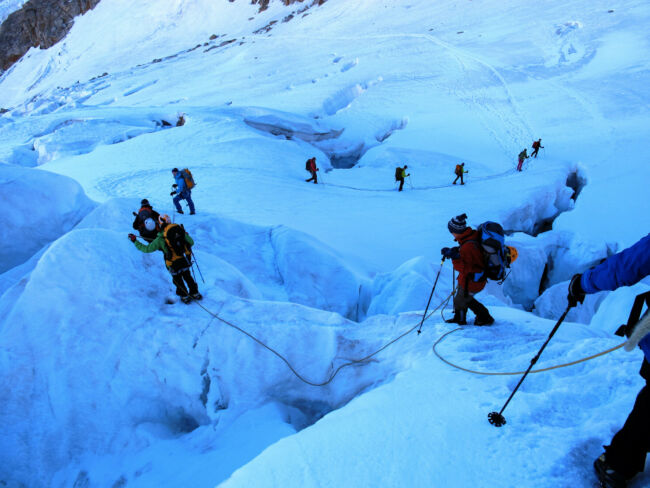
[306,170,318,184]
[605,380,650,479]
[453,173,464,184]
[517,158,524,171]
[173,190,195,214]
[453,289,491,322]
[172,269,198,297]
[531,148,540,158]
[398,178,404,191]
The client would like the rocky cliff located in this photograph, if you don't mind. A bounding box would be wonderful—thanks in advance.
[0,0,100,72]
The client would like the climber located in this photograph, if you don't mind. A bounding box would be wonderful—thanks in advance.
[453,162,467,185]
[128,214,201,304]
[441,213,495,326]
[395,165,410,192]
[132,199,161,243]
[517,148,528,171]
[531,138,544,158]
[305,157,319,184]
[170,168,196,215]
[567,233,650,488]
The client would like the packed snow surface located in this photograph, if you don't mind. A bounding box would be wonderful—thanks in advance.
[0,0,649,487]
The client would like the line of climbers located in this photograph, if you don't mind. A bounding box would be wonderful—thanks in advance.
[130,155,647,488]
[129,168,201,304]
[303,138,544,190]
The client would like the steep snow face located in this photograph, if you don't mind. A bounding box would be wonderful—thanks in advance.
[0,165,95,273]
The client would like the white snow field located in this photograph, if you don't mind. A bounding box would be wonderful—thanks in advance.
[0,0,649,487]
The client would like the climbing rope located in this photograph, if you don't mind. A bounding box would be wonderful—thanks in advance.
[432,327,626,376]
[191,290,454,387]
[321,169,515,193]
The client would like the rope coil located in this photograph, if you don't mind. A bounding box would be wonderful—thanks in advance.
[433,327,626,376]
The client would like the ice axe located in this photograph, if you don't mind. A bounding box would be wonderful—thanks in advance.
[488,304,572,427]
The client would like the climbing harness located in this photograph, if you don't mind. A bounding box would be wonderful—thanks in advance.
[190,289,454,387]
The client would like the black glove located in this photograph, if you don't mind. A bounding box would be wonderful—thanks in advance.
[567,274,586,307]
[132,211,137,216]
[172,184,178,188]
[441,246,460,259]
[128,233,137,242]
[170,191,177,196]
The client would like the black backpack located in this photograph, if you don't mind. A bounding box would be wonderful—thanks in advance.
[162,224,191,269]
[395,167,401,181]
[473,222,509,282]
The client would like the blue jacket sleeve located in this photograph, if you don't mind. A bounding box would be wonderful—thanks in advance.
[581,233,650,294]
[175,173,186,193]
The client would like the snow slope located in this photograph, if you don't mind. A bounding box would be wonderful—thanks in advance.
[0,0,649,487]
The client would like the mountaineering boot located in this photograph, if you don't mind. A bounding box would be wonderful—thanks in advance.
[191,293,202,300]
[474,315,495,326]
[177,210,184,214]
[468,299,494,326]
[190,211,195,215]
[594,454,627,488]
[445,309,467,326]
[181,295,192,304]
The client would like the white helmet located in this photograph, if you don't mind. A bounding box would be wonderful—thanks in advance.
[144,218,156,231]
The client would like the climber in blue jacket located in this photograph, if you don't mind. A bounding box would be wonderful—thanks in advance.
[568,232,650,488]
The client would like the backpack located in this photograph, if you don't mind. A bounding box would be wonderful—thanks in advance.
[181,168,195,190]
[519,150,527,159]
[137,207,159,232]
[305,158,315,171]
[162,223,192,271]
[455,164,462,175]
[473,221,510,282]
[395,167,402,181]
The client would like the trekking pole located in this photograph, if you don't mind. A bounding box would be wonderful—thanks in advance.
[417,258,446,334]
[191,252,205,283]
[408,175,414,189]
[488,304,572,427]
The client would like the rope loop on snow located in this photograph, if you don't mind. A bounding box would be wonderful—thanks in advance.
[432,327,626,376]
[192,290,454,387]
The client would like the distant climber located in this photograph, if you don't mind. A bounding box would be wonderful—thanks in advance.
[531,138,544,158]
[441,213,495,326]
[305,157,319,184]
[128,214,202,304]
[395,165,410,192]
[132,199,160,243]
[453,163,467,185]
[517,149,528,171]
[567,233,650,488]
[176,113,186,127]
[170,168,196,215]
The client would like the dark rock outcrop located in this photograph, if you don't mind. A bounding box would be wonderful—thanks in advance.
[0,0,101,72]
[251,0,327,13]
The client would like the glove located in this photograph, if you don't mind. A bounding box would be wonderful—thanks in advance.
[170,191,177,196]
[172,184,178,188]
[128,234,137,242]
[567,274,586,307]
[441,246,460,259]
[132,211,137,216]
